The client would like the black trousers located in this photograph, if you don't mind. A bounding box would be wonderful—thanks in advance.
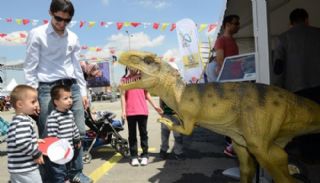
[127,115,148,158]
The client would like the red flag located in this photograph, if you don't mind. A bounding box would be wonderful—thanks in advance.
[208,24,217,32]
[100,21,106,27]
[96,48,102,52]
[153,23,159,30]
[0,33,7,38]
[170,23,176,31]
[80,21,85,28]
[5,18,12,23]
[22,19,30,25]
[116,22,124,30]
[20,33,27,38]
[43,20,49,24]
[169,57,175,62]
[81,45,88,50]
[131,22,141,27]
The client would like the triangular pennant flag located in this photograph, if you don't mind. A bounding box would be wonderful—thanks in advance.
[153,23,159,30]
[43,20,49,24]
[96,48,102,52]
[198,24,208,32]
[5,18,13,23]
[80,21,86,28]
[20,33,27,38]
[169,57,175,62]
[161,23,169,31]
[88,47,96,51]
[124,22,130,27]
[131,22,140,27]
[0,33,7,38]
[100,21,106,27]
[170,23,176,31]
[116,22,124,30]
[32,19,39,26]
[81,45,88,50]
[88,21,96,28]
[22,19,30,25]
[208,23,217,32]
[16,19,22,25]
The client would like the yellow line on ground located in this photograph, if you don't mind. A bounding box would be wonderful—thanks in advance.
[89,147,157,182]
[89,153,122,183]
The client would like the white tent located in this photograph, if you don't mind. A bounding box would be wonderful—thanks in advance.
[224,0,320,83]
[5,78,18,92]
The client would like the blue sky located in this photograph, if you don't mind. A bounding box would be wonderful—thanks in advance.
[0,0,226,86]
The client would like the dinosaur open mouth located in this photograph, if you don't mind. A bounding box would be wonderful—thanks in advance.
[120,73,142,85]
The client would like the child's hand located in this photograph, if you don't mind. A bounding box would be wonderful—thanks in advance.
[155,107,164,115]
[75,141,81,149]
[34,155,44,165]
[37,139,45,143]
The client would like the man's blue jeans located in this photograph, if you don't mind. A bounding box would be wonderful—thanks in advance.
[37,82,85,178]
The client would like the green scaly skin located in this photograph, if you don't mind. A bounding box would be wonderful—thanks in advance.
[118,50,320,183]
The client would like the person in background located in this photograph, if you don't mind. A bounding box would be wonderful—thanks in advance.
[23,0,91,182]
[214,14,240,158]
[7,85,44,183]
[121,67,163,166]
[159,62,185,160]
[273,8,320,161]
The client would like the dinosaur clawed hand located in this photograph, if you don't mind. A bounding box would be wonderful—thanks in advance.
[157,117,174,130]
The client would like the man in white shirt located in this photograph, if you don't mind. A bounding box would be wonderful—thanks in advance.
[24,0,92,182]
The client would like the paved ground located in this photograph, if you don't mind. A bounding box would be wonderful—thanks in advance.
[1,97,320,183]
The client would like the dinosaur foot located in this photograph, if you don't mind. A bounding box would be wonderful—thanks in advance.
[157,117,174,130]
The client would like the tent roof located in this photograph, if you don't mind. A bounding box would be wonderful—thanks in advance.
[225,0,320,39]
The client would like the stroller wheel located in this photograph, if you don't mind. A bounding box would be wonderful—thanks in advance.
[111,139,116,148]
[120,144,130,157]
[83,152,92,164]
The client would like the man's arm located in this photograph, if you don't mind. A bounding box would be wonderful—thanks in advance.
[24,29,40,88]
[72,37,88,108]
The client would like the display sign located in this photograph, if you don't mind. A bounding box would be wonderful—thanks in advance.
[87,62,110,87]
[217,52,256,82]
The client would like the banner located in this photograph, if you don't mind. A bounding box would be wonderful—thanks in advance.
[176,19,203,84]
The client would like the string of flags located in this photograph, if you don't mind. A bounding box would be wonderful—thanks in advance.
[0,17,218,32]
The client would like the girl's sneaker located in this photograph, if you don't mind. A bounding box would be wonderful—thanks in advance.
[140,157,148,166]
[131,158,140,166]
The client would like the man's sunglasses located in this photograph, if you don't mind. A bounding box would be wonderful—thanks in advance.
[53,15,72,23]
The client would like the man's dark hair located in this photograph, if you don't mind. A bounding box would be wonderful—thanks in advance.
[290,8,308,25]
[50,0,75,17]
[222,14,240,28]
[50,84,71,101]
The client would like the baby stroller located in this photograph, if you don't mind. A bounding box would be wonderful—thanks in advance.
[0,116,9,144]
[83,109,129,163]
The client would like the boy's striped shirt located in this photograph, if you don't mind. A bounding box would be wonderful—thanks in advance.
[7,115,42,173]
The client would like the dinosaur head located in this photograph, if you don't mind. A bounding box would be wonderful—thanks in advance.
[118,50,179,91]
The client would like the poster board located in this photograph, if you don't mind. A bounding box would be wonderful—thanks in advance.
[86,62,110,87]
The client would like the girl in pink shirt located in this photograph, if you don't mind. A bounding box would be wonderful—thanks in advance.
[120,68,162,166]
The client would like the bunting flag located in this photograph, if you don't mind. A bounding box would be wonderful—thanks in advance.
[0,17,218,32]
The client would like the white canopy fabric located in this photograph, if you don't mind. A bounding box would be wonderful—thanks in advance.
[5,78,18,92]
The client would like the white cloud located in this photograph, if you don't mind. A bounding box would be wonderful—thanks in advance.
[81,32,165,60]
[101,0,110,6]
[137,0,171,9]
[0,31,28,46]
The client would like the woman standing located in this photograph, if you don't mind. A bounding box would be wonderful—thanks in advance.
[120,68,163,166]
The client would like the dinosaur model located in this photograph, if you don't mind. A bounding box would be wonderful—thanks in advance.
[118,50,320,183]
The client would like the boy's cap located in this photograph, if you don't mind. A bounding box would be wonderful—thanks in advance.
[39,137,74,165]
[47,139,74,165]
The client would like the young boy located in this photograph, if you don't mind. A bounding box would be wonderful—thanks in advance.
[7,85,44,183]
[45,84,82,183]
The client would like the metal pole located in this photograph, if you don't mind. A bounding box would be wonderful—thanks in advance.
[125,30,131,50]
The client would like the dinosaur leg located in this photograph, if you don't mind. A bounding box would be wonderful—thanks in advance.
[157,117,195,135]
[232,142,256,183]
[248,143,295,183]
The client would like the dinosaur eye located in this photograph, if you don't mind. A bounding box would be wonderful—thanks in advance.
[144,56,153,64]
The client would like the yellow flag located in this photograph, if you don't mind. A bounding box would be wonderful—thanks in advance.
[198,24,208,32]
[161,23,169,31]
[88,21,96,28]
[16,19,22,25]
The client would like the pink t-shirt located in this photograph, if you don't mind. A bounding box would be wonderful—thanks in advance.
[125,89,149,116]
